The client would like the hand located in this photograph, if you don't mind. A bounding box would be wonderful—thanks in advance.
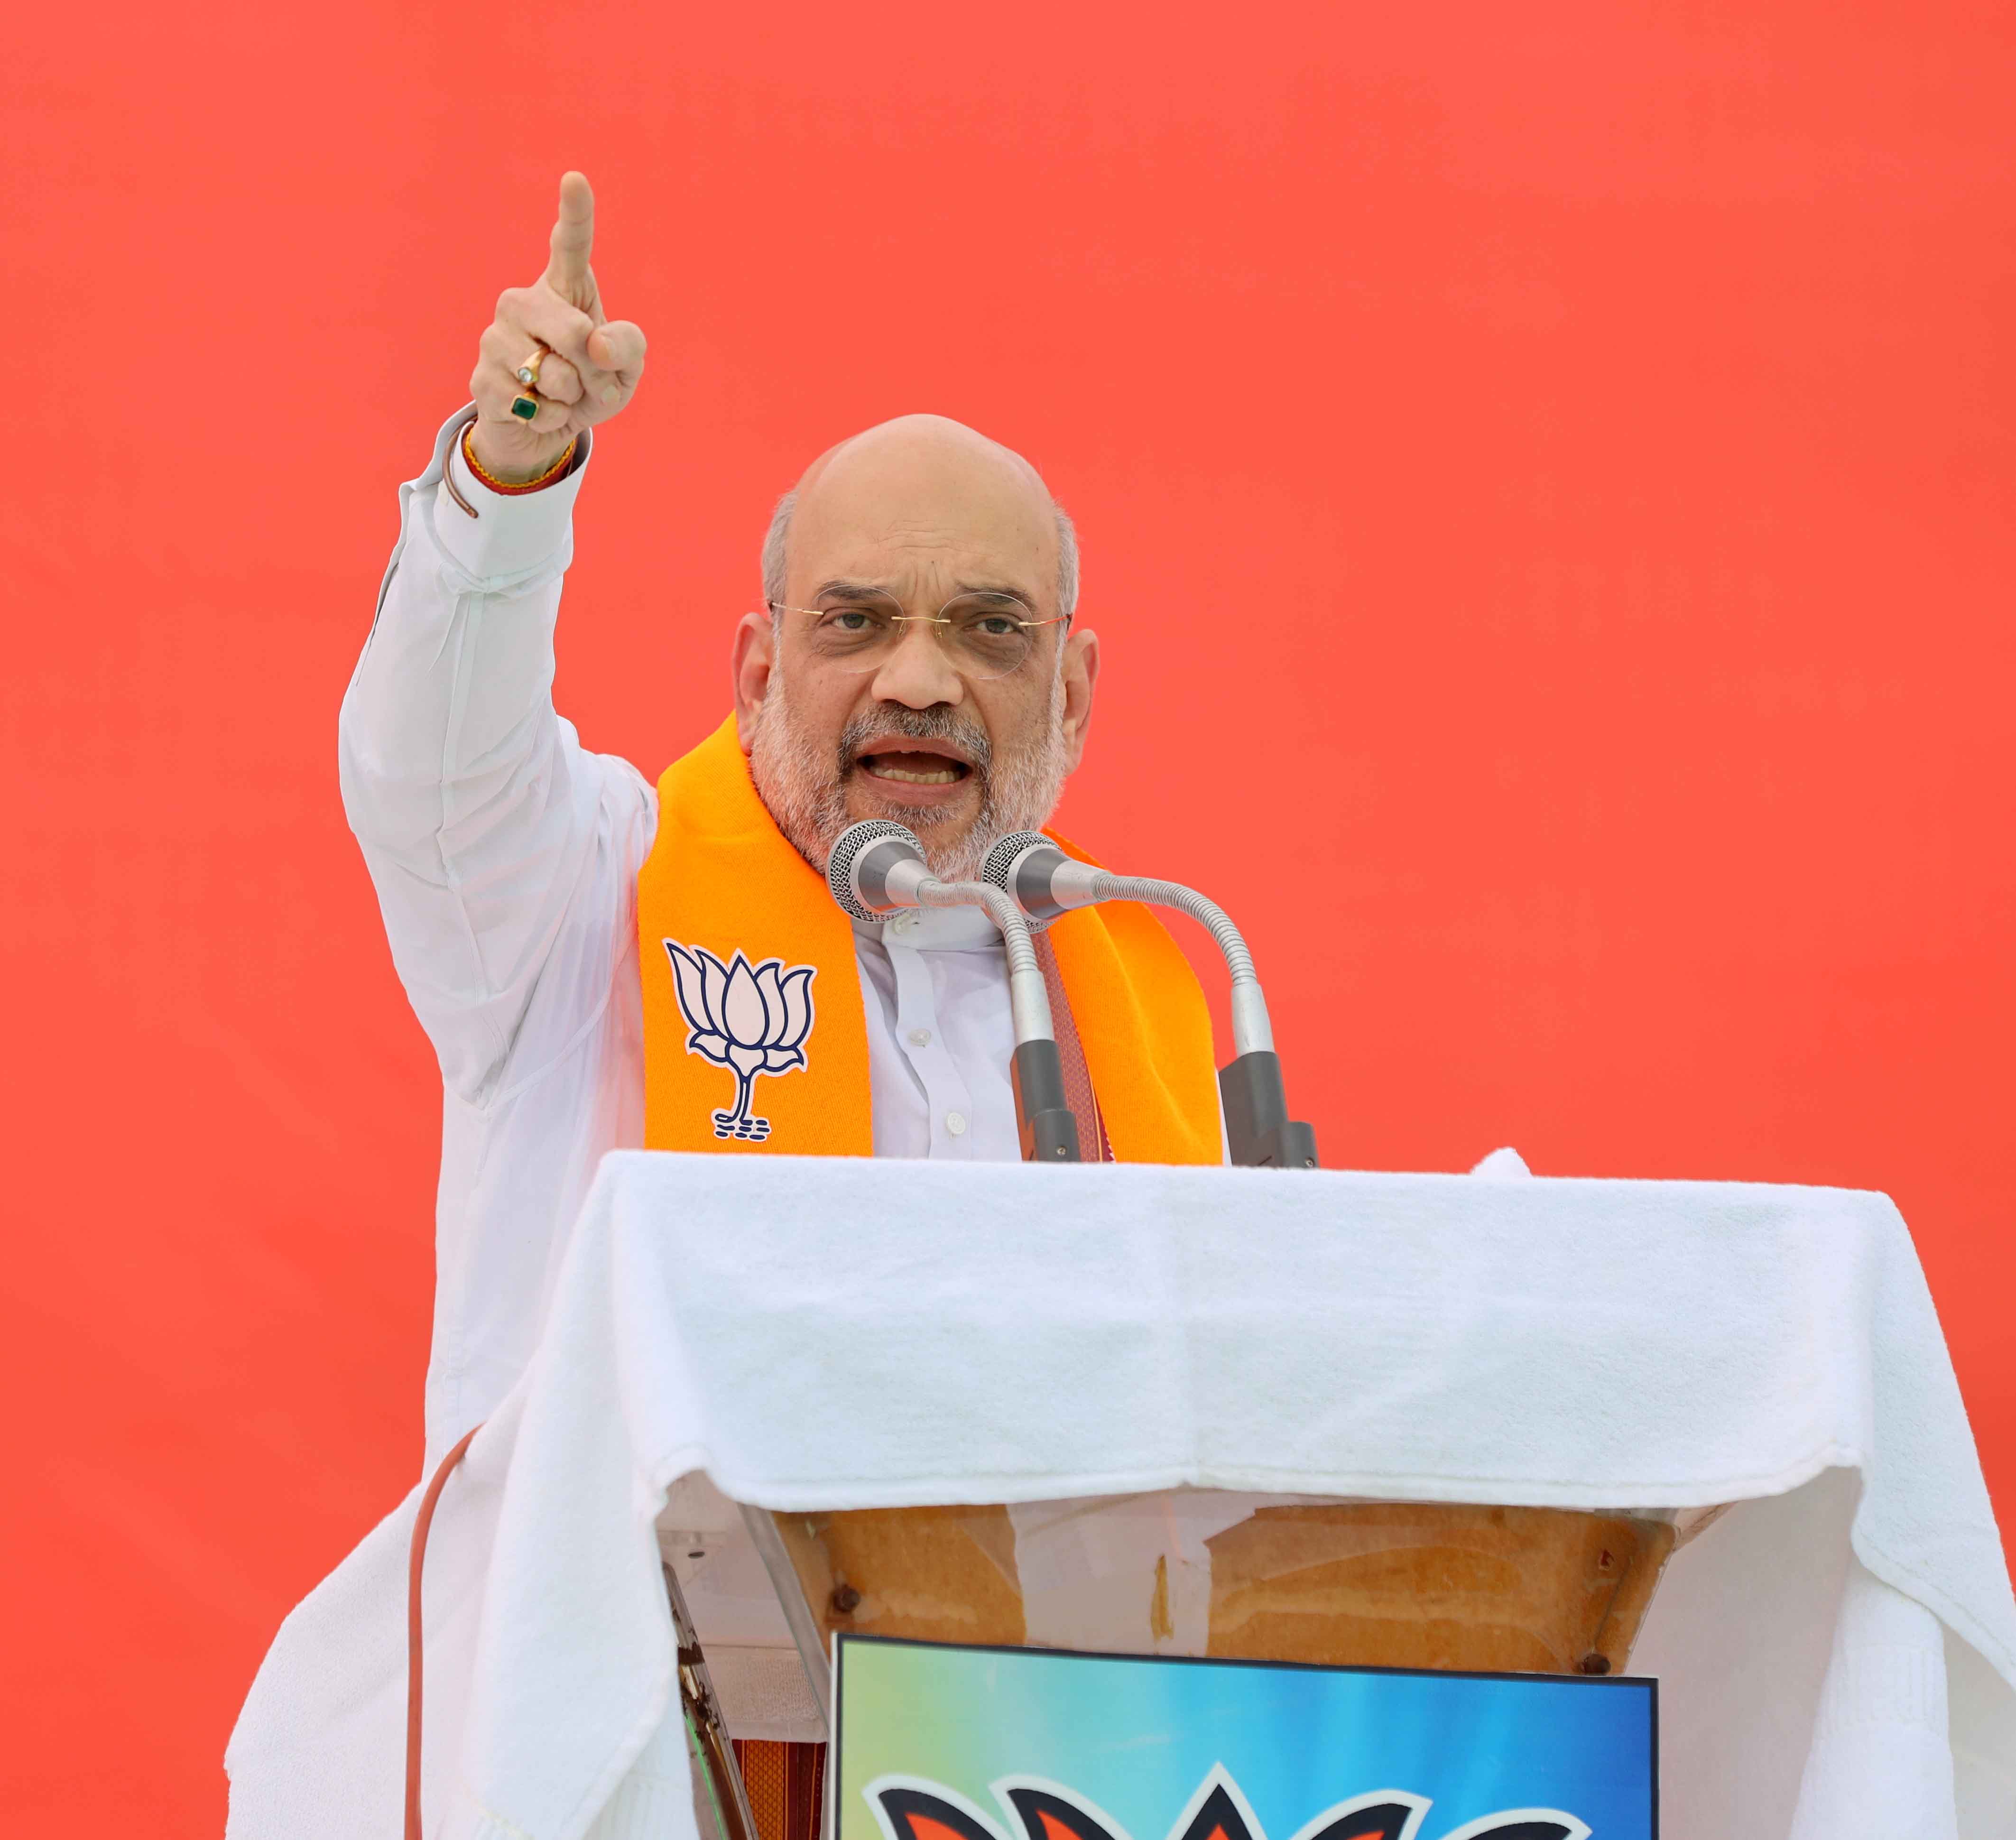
[467,172,647,482]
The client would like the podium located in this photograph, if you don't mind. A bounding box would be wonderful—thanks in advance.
[621,1155,2012,1840]
[223,1152,2016,1840]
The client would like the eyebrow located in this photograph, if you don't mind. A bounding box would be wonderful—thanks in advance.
[812,579,1040,608]
[810,580,895,602]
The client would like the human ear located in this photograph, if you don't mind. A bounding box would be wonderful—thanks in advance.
[1058,627,1100,773]
[732,611,777,754]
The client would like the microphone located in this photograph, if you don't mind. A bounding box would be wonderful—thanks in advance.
[980,833,1319,1171]
[826,820,1082,1163]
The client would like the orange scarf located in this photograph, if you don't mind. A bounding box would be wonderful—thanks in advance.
[638,716,1220,1164]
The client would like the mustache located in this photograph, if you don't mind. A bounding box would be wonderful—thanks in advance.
[837,704,993,776]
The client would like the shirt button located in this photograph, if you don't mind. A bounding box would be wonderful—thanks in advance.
[907,1027,932,1048]
[945,1111,968,1137]
[890,912,919,936]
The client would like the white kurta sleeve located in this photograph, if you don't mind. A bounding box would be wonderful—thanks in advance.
[339,408,657,1105]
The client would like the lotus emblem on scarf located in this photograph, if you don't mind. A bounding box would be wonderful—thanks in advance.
[663,942,817,1142]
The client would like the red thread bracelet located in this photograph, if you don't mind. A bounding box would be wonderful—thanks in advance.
[462,424,577,495]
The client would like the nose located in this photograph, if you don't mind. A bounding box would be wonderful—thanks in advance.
[868,617,966,709]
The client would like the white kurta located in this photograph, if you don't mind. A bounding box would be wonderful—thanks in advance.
[343,408,1022,1471]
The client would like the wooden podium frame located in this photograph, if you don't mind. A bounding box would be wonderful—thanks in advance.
[735,1495,1677,1728]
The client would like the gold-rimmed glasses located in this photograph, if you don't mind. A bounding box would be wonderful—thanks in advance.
[769,589,1066,681]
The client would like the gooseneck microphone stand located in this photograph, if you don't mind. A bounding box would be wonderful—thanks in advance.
[827,820,1082,1162]
[981,832,1319,1170]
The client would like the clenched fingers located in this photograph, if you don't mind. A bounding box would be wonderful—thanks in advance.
[529,350,584,406]
[495,284,597,363]
[478,323,586,407]
[470,356,574,434]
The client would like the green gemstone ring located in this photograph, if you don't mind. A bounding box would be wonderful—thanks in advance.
[509,394,539,421]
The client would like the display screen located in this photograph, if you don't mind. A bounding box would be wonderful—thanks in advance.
[834,1636,1655,1840]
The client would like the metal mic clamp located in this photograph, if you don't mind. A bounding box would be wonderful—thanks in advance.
[1010,1039,1079,1165]
[827,820,1082,1163]
[1216,1053,1320,1171]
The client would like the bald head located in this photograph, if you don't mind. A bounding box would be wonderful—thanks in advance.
[762,414,1078,619]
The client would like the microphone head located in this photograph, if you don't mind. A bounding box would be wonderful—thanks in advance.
[980,830,1070,926]
[827,819,927,921]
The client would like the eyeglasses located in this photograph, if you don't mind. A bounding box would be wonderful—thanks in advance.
[769,590,1066,682]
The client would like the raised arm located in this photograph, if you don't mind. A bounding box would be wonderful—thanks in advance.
[340,174,656,1103]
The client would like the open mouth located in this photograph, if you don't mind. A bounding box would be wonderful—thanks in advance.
[854,743,974,788]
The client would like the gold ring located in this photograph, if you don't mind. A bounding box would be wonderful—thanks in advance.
[514,346,548,389]
[509,394,540,422]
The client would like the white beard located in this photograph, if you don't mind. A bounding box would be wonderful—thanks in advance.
[748,661,1070,885]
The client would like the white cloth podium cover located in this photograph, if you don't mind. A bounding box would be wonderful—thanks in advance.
[227,1156,2016,1840]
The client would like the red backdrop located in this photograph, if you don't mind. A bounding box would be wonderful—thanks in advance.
[4,0,2012,1826]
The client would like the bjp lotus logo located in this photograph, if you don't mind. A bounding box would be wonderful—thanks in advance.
[868,1768,1587,1840]
[662,942,817,1142]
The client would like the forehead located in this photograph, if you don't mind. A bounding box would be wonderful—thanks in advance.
[788,430,1058,599]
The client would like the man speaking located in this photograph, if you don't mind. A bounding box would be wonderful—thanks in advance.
[354,168,1220,1465]
[296,166,1221,1835]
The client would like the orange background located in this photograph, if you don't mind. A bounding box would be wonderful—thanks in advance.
[4,0,2012,1827]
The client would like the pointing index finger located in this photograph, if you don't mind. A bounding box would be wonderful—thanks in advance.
[545,171,595,296]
